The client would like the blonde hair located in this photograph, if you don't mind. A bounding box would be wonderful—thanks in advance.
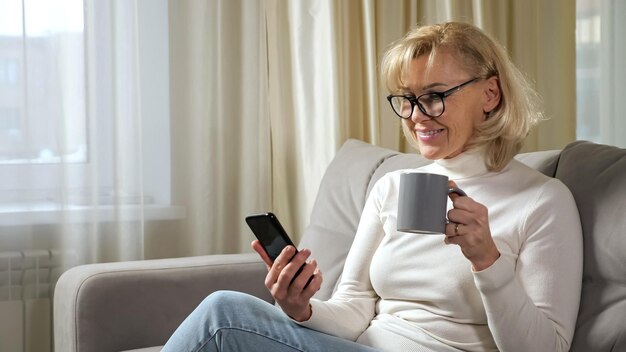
[380,22,543,171]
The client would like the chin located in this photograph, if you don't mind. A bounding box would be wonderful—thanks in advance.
[417,145,442,160]
[418,145,465,160]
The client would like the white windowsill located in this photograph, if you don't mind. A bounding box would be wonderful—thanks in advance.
[0,202,186,226]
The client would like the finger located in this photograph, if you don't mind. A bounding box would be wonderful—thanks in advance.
[448,191,464,202]
[445,222,462,239]
[447,208,472,225]
[273,245,298,272]
[290,259,318,292]
[276,249,311,289]
[449,201,490,231]
[266,246,297,288]
[450,195,476,210]
[301,268,323,299]
[251,240,273,270]
[445,233,465,246]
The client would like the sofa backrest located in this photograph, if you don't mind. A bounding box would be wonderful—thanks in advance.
[555,141,626,351]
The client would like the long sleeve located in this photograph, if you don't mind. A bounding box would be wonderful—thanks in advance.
[298,176,389,340]
[473,178,583,352]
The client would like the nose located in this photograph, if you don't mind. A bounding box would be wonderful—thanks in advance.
[410,105,431,124]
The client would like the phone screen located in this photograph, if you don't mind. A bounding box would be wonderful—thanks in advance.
[245,213,296,261]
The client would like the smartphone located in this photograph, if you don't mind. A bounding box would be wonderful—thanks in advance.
[245,212,297,262]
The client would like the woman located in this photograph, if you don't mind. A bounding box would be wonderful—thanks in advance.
[162,22,582,352]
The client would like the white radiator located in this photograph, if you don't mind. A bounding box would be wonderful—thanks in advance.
[0,250,76,352]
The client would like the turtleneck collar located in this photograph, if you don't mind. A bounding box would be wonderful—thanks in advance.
[424,147,490,180]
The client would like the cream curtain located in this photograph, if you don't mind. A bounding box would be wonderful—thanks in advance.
[168,0,577,249]
[0,1,166,350]
[168,0,272,255]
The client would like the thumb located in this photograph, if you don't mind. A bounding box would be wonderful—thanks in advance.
[251,240,273,270]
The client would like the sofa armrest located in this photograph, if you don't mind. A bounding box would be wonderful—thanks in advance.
[54,253,272,352]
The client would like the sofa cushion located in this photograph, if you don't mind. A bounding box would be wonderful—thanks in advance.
[555,141,626,351]
[122,347,162,352]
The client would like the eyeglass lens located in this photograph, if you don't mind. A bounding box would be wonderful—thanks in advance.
[390,94,444,118]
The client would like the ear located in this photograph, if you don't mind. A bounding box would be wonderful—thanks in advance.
[482,76,501,114]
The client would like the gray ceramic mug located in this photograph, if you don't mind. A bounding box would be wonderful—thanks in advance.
[397,172,467,234]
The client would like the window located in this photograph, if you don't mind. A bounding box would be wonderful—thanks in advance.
[0,0,87,166]
[0,58,19,85]
[575,1,601,143]
[0,0,172,216]
[576,0,626,147]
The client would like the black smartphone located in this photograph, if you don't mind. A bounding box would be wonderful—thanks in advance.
[245,212,297,262]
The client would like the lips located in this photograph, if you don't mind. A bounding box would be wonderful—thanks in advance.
[416,128,445,138]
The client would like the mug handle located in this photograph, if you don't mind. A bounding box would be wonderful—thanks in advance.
[446,187,467,226]
[448,187,467,197]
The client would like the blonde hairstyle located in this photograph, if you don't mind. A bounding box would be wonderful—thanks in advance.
[380,22,543,171]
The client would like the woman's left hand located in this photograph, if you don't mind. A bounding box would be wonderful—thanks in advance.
[445,180,500,271]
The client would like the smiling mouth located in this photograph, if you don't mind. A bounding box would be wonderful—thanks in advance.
[417,129,445,137]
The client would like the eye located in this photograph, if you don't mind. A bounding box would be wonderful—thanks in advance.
[418,93,441,106]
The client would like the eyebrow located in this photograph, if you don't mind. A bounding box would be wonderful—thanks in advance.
[398,81,449,95]
[421,82,448,91]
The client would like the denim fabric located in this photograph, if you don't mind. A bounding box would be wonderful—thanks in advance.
[161,291,380,352]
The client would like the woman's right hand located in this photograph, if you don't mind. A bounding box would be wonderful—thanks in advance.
[251,240,323,321]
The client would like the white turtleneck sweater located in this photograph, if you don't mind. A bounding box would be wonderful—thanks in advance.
[299,150,583,352]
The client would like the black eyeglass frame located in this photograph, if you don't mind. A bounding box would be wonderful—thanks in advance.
[386,77,479,119]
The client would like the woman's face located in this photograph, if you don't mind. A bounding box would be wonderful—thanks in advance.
[402,50,494,160]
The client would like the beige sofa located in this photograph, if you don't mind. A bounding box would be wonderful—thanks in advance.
[53,139,626,352]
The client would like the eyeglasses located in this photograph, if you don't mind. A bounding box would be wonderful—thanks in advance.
[386,78,479,119]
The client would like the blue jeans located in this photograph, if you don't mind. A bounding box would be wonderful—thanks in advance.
[161,290,380,352]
